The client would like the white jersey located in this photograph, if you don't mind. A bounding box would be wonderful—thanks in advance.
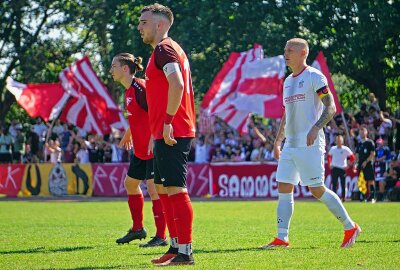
[283,66,327,148]
[328,145,353,169]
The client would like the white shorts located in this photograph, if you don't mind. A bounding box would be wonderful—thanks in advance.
[276,145,325,187]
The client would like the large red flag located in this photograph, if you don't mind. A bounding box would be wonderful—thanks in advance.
[200,45,285,134]
[7,57,127,135]
[6,77,69,121]
[59,57,127,135]
[311,51,343,114]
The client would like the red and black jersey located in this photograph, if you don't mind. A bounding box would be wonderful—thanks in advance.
[145,38,196,140]
[125,78,153,160]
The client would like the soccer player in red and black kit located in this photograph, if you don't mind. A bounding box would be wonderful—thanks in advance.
[138,4,196,266]
[110,53,167,248]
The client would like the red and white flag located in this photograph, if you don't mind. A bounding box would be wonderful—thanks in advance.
[59,57,127,135]
[6,77,69,121]
[200,44,285,134]
[231,55,285,119]
[311,51,343,114]
[7,57,127,136]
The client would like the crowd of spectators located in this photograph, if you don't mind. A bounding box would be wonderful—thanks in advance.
[0,118,128,165]
[0,93,399,200]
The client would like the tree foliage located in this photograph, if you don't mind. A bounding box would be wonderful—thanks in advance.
[0,0,399,125]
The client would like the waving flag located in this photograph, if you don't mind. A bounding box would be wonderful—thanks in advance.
[200,44,285,134]
[357,170,367,195]
[311,51,343,114]
[59,57,126,135]
[6,77,69,121]
[231,55,285,118]
[7,57,127,135]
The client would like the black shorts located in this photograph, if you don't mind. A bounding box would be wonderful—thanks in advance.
[153,138,193,187]
[127,155,154,180]
[359,163,375,181]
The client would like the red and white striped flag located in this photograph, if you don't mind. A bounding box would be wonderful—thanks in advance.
[6,77,69,121]
[200,44,285,134]
[59,57,127,135]
[311,51,343,114]
[7,57,127,136]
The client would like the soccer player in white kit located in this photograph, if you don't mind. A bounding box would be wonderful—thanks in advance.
[262,38,361,249]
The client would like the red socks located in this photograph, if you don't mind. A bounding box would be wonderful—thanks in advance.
[151,199,167,239]
[128,194,144,231]
[169,192,193,244]
[158,194,178,238]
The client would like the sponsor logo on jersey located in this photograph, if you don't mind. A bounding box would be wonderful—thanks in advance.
[284,94,306,104]
[126,97,133,106]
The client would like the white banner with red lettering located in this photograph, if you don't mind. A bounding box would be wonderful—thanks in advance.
[210,162,359,198]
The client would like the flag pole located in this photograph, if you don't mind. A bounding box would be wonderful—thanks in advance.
[341,111,354,151]
[43,95,72,160]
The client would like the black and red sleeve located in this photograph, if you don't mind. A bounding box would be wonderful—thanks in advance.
[154,42,180,70]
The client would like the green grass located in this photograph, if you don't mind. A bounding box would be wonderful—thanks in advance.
[0,200,399,270]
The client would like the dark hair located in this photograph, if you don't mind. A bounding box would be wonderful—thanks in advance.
[141,3,174,24]
[114,53,143,74]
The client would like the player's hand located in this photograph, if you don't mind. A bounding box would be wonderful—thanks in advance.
[120,133,133,150]
[147,135,154,155]
[362,161,367,168]
[273,142,281,160]
[306,125,319,146]
[163,124,177,146]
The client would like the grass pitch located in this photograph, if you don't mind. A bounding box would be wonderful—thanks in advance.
[0,199,399,270]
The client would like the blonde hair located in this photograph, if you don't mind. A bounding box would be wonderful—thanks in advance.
[287,38,309,57]
[114,53,144,74]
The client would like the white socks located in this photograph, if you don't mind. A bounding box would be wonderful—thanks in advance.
[170,237,178,248]
[319,189,355,230]
[277,192,294,242]
[178,243,192,255]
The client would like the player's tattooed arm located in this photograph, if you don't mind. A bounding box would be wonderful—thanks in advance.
[275,112,286,144]
[314,92,336,129]
[273,112,286,159]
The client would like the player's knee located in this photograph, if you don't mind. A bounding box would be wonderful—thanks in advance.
[125,177,141,191]
[147,188,158,199]
[309,185,326,199]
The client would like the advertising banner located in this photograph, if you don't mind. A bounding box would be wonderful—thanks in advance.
[19,163,93,196]
[0,164,26,197]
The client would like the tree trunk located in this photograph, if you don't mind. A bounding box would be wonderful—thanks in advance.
[369,64,387,111]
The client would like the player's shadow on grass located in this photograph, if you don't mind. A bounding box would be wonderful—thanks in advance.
[0,246,93,255]
[357,239,400,244]
[42,266,137,270]
[137,247,268,256]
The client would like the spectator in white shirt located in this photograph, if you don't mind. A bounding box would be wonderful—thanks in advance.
[195,137,209,163]
[328,135,355,201]
[76,142,90,163]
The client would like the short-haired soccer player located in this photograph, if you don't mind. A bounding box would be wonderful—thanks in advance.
[138,3,196,265]
[262,38,361,249]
